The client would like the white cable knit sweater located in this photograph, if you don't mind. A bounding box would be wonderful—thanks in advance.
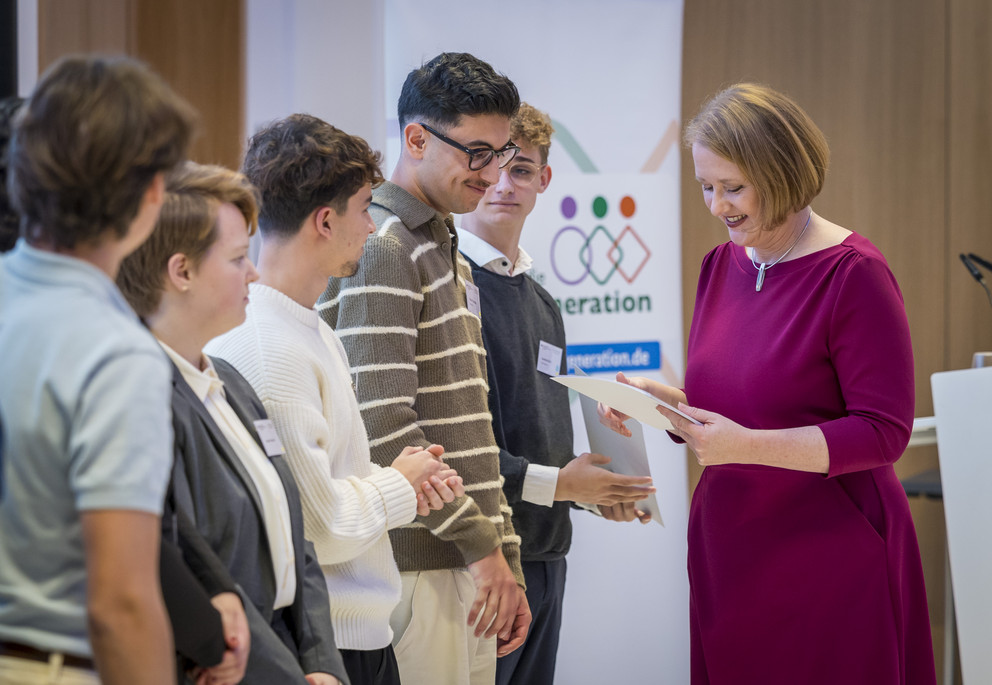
[206,282,418,650]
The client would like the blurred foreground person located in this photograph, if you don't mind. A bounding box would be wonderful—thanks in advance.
[0,56,194,685]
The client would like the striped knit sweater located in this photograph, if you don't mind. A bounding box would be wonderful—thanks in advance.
[318,181,523,584]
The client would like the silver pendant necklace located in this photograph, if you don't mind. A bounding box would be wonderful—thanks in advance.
[747,209,812,292]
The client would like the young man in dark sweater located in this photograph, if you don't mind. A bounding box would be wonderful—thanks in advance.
[458,103,655,685]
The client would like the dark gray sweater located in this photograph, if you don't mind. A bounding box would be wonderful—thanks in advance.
[467,257,575,562]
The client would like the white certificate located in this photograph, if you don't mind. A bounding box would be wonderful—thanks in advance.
[552,374,701,432]
[577,391,663,527]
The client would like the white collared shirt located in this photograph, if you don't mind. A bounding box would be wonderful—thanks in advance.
[457,229,559,508]
[456,228,534,277]
[161,342,297,609]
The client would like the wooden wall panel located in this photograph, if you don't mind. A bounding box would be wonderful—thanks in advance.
[37,0,243,171]
[38,0,132,67]
[133,0,244,169]
[948,0,992,368]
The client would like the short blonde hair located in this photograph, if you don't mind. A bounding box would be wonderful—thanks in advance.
[683,83,829,230]
[117,161,259,318]
[511,102,554,164]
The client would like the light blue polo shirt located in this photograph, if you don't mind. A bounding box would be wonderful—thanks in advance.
[0,240,172,657]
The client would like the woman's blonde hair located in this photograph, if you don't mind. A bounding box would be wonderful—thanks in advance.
[684,83,829,229]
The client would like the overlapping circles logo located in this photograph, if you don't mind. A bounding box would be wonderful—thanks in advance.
[550,194,651,286]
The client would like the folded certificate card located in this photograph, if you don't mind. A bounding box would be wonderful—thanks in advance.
[576,391,663,527]
[552,374,701,432]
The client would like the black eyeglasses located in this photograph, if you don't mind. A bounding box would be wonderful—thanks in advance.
[419,122,520,171]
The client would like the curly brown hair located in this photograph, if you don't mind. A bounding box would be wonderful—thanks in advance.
[242,114,383,239]
[510,103,554,164]
[10,56,196,249]
[117,161,259,318]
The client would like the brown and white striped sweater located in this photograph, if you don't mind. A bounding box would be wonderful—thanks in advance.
[318,181,523,584]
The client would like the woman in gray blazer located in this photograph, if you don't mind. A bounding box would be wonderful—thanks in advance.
[117,162,349,685]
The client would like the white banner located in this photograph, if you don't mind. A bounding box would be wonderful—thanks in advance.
[386,2,688,681]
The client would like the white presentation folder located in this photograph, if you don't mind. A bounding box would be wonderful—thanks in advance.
[552,373,701,432]
[575,390,664,527]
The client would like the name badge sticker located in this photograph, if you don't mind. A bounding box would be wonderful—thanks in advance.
[465,281,482,317]
[253,419,286,457]
[537,340,564,376]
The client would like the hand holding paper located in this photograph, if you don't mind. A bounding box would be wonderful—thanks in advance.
[574,388,664,526]
[555,452,655,506]
[580,372,773,469]
[554,371,698,434]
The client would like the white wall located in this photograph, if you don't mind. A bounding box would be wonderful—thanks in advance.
[245,0,386,152]
[16,0,37,96]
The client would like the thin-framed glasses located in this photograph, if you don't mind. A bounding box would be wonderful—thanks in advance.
[419,122,520,170]
[504,160,545,187]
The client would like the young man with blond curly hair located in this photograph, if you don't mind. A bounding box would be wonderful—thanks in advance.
[458,103,655,685]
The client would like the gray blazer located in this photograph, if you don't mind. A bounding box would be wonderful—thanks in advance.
[169,356,348,685]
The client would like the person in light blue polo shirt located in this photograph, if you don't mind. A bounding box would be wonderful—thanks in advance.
[0,56,196,685]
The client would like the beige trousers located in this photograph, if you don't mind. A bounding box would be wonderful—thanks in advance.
[389,569,497,685]
[0,654,100,685]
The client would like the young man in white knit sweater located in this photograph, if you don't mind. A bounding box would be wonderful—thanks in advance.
[205,114,464,685]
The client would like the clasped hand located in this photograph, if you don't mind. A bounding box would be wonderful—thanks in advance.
[391,444,466,515]
[191,591,249,685]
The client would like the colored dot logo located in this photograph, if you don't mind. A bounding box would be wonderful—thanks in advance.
[551,194,651,285]
[561,196,578,219]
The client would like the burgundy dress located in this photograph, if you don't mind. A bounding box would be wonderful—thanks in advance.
[684,233,935,685]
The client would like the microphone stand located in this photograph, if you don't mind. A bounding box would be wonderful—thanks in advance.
[960,253,992,307]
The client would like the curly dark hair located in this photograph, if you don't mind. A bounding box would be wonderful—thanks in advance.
[0,97,24,253]
[9,55,197,250]
[397,52,519,129]
[241,113,383,239]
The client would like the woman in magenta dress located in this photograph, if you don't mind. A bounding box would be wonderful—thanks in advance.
[602,84,935,684]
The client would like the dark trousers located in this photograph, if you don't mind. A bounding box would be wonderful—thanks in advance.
[496,558,567,685]
[340,646,401,685]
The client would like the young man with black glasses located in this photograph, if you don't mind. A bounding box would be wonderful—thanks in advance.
[318,52,529,685]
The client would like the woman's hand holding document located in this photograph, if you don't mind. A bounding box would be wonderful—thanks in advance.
[552,371,702,436]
